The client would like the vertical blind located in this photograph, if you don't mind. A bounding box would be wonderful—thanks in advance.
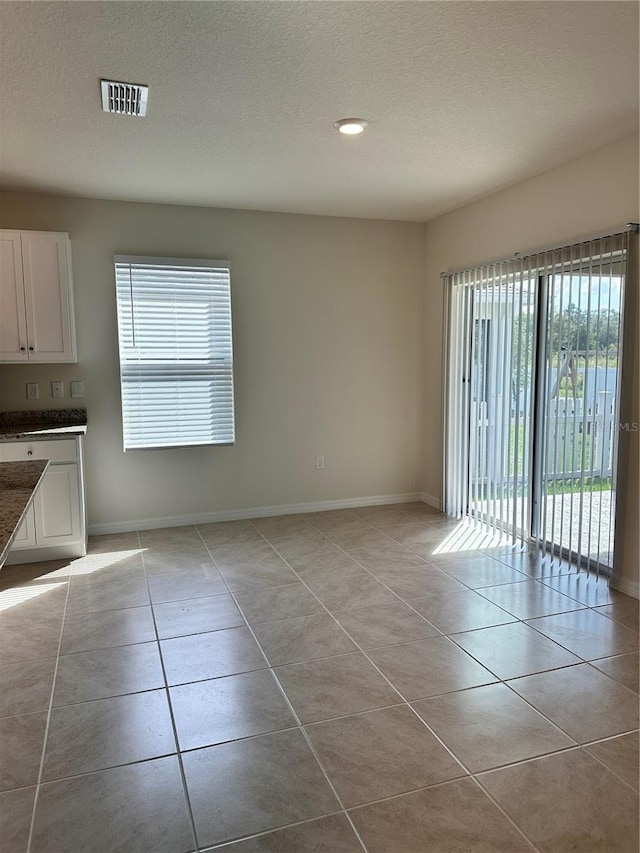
[115,256,235,450]
[443,262,537,539]
[443,229,632,577]
[537,234,627,574]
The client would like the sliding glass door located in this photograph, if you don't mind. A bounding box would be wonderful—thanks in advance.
[444,229,634,578]
[533,233,627,573]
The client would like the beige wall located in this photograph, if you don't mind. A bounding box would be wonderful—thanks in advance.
[0,194,425,529]
[1,134,637,590]
[423,132,639,594]
[614,234,639,596]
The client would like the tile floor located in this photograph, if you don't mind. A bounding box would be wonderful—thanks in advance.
[0,502,638,852]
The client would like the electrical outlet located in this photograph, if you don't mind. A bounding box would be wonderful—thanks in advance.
[26,383,39,400]
[70,380,85,398]
[315,455,325,470]
[51,380,64,398]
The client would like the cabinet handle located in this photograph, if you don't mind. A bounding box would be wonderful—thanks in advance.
[27,450,33,456]
[28,346,34,351]
[20,346,26,352]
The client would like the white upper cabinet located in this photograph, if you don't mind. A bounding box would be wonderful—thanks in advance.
[0,230,77,362]
[0,231,28,361]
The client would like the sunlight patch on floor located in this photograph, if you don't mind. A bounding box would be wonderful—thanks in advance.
[431,519,514,554]
[70,549,146,576]
[0,581,67,613]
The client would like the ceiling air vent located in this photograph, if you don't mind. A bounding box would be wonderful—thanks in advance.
[101,80,148,116]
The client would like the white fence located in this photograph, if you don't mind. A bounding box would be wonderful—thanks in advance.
[545,391,615,479]
[471,391,616,486]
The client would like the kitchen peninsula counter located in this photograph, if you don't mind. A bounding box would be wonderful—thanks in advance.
[0,460,49,566]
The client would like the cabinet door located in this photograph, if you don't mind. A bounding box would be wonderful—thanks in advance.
[21,232,76,362]
[11,505,37,549]
[34,464,81,546]
[0,231,28,360]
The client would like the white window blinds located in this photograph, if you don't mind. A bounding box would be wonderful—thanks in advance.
[114,256,235,450]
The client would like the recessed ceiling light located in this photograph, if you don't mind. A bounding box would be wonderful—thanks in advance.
[334,118,369,136]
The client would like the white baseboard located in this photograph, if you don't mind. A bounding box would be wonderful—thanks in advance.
[420,492,442,510]
[609,575,640,600]
[88,492,424,536]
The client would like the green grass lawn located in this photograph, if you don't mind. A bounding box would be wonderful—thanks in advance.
[472,422,611,497]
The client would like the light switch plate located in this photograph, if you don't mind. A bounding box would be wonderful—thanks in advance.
[70,380,85,398]
[26,383,39,400]
[51,380,64,398]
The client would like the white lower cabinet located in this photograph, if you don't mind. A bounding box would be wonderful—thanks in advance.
[34,463,81,545]
[12,505,37,548]
[3,436,86,564]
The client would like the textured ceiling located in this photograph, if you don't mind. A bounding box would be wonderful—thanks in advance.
[0,1,638,221]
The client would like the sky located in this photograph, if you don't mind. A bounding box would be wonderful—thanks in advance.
[551,275,622,313]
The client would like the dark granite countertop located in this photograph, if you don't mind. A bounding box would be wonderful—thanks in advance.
[0,409,87,440]
[0,460,49,566]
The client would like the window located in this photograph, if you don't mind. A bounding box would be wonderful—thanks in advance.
[114,255,235,450]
